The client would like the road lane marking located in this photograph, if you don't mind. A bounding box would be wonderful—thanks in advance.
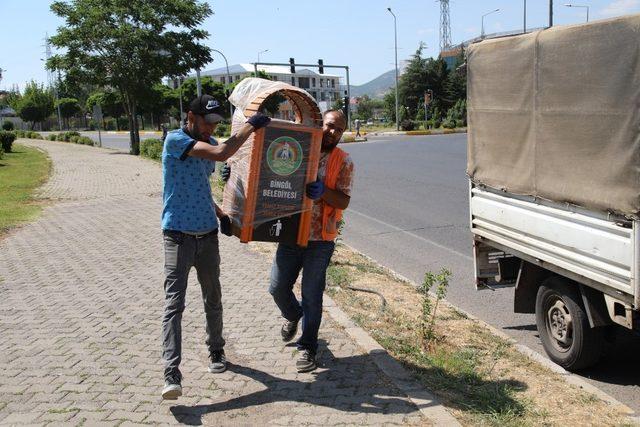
[348,209,472,261]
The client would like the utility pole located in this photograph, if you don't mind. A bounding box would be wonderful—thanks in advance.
[196,69,202,97]
[44,34,63,131]
[524,0,527,33]
[549,0,554,27]
[212,49,233,116]
[387,8,399,131]
[178,78,184,124]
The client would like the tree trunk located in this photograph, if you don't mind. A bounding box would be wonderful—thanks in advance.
[131,101,140,155]
[122,92,140,155]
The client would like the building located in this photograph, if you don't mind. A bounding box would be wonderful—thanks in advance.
[440,27,545,69]
[171,63,347,120]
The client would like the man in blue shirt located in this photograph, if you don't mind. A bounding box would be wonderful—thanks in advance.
[161,94,270,400]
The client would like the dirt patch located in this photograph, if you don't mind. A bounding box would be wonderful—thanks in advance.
[244,241,631,426]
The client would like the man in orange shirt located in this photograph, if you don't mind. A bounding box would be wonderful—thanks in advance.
[268,109,355,372]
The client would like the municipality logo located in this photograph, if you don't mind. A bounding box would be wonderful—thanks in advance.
[266,136,303,176]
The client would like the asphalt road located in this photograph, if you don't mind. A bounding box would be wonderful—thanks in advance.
[340,133,640,413]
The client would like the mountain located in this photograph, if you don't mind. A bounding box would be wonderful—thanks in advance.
[350,69,395,99]
[350,61,408,99]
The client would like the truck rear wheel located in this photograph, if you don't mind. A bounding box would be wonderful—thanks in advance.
[535,277,604,371]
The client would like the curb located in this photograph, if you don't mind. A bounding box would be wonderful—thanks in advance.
[338,241,637,419]
[363,129,467,137]
[323,297,462,426]
[105,131,161,135]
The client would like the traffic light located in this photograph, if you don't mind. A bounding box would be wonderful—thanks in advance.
[318,59,324,74]
[424,90,432,106]
[342,96,349,117]
[289,58,295,74]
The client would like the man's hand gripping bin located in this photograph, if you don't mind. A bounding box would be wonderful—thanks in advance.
[222,78,323,247]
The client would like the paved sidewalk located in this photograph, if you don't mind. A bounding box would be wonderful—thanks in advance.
[0,140,446,426]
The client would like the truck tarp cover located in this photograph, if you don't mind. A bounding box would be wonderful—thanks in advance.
[467,14,640,218]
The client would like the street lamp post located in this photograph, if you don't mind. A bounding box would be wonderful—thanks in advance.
[524,0,527,33]
[178,78,184,124]
[196,69,202,97]
[212,48,234,116]
[564,3,589,22]
[387,7,399,131]
[481,9,500,38]
[257,49,269,63]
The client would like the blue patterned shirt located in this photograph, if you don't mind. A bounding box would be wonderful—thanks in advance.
[161,128,218,233]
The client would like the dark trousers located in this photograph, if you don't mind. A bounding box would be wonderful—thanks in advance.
[268,241,336,353]
[162,230,224,375]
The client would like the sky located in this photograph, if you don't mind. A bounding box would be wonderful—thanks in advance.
[1,0,639,90]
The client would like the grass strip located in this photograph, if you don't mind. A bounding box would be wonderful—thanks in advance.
[0,144,51,235]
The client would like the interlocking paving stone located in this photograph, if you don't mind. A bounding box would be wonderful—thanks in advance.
[0,140,429,426]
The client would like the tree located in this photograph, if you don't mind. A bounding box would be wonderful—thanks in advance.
[180,76,228,117]
[353,95,383,121]
[48,0,213,154]
[138,83,178,130]
[383,90,396,123]
[56,97,81,129]
[331,96,344,112]
[383,42,466,127]
[16,81,54,130]
[445,49,467,103]
[87,90,126,130]
[3,86,22,111]
[397,42,431,122]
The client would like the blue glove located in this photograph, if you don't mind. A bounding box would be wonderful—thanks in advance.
[306,180,325,200]
[247,112,271,130]
[221,163,231,182]
[220,215,232,236]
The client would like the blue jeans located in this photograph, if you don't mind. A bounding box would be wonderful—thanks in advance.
[269,241,336,353]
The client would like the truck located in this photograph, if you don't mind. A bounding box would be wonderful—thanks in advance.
[467,14,640,370]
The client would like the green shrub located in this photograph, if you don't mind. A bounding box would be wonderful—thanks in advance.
[47,134,57,141]
[69,135,80,144]
[442,118,456,129]
[214,123,229,137]
[77,136,94,146]
[2,121,14,131]
[340,135,356,143]
[64,131,81,140]
[27,131,43,139]
[400,120,416,131]
[0,130,16,153]
[140,138,163,161]
[0,146,3,159]
[14,129,27,138]
[57,131,80,142]
[444,99,467,129]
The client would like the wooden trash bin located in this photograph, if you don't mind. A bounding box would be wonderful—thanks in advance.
[222,78,323,246]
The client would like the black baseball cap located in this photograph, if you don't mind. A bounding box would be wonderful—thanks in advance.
[189,95,224,124]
